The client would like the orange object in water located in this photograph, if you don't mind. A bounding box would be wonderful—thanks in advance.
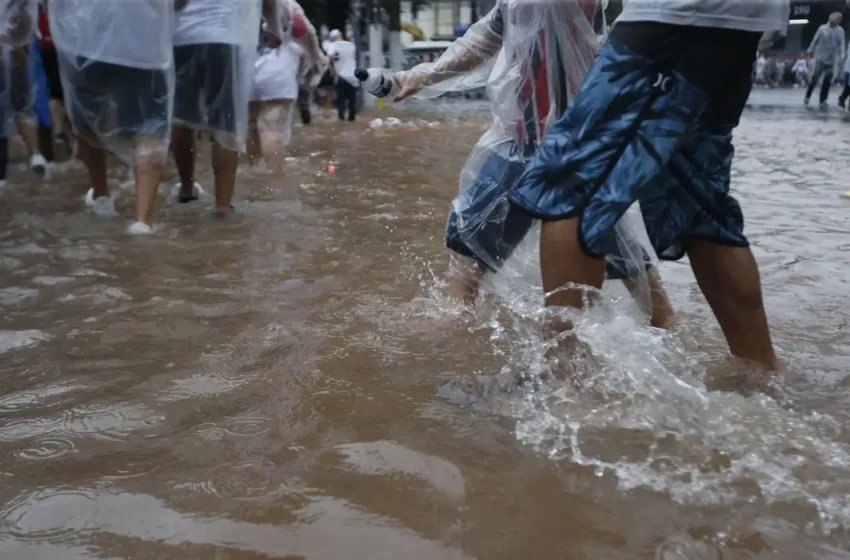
[328,165,336,175]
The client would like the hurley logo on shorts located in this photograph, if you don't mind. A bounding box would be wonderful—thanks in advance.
[652,72,673,92]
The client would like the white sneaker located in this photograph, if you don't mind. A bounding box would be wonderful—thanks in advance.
[127,221,154,235]
[90,196,118,217]
[170,182,205,202]
[29,153,48,176]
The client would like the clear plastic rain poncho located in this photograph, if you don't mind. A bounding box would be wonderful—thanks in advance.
[0,0,36,121]
[0,0,36,47]
[48,0,175,164]
[279,0,328,87]
[172,0,261,151]
[398,0,658,310]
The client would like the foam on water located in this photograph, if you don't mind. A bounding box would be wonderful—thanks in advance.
[0,330,50,354]
[421,228,850,536]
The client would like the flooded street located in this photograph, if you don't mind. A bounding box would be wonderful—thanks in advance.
[2,102,850,559]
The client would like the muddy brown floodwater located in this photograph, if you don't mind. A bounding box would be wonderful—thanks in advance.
[2,103,850,559]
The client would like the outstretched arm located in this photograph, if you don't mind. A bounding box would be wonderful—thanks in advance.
[393,6,505,100]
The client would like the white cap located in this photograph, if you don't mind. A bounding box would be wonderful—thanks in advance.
[329,29,343,40]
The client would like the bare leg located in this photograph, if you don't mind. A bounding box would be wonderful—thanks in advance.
[685,239,777,370]
[211,140,238,214]
[540,219,606,309]
[77,138,108,198]
[170,124,198,200]
[447,254,486,304]
[133,137,165,225]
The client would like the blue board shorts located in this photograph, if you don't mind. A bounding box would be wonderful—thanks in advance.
[445,139,652,280]
[510,22,761,261]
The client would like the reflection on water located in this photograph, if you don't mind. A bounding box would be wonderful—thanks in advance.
[1,106,850,559]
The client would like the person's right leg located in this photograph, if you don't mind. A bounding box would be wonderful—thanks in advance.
[211,139,238,214]
[686,239,777,369]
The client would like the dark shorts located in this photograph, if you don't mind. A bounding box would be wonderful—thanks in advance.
[173,43,238,133]
[510,22,761,261]
[446,140,653,280]
[61,55,170,138]
[40,46,63,101]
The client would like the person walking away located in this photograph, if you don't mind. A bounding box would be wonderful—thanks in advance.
[509,0,790,371]
[170,0,261,212]
[248,29,301,173]
[48,0,175,231]
[326,29,358,122]
[805,11,845,108]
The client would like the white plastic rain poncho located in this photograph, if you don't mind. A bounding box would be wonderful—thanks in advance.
[48,0,175,164]
[395,0,658,310]
[0,0,36,47]
[172,0,261,151]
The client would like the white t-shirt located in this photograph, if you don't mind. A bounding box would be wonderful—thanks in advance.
[252,42,301,101]
[48,0,173,69]
[618,0,790,33]
[175,0,261,46]
[327,40,358,86]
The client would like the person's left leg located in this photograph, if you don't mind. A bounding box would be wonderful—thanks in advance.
[686,239,776,369]
[171,44,203,202]
[347,81,357,121]
[255,100,289,173]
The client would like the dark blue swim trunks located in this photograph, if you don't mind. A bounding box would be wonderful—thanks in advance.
[446,139,651,280]
[510,22,761,261]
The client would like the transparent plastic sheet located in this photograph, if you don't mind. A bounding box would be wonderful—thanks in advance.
[251,42,302,143]
[399,0,656,317]
[49,0,174,165]
[280,0,328,82]
[0,0,37,47]
[0,42,34,117]
[173,0,261,151]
